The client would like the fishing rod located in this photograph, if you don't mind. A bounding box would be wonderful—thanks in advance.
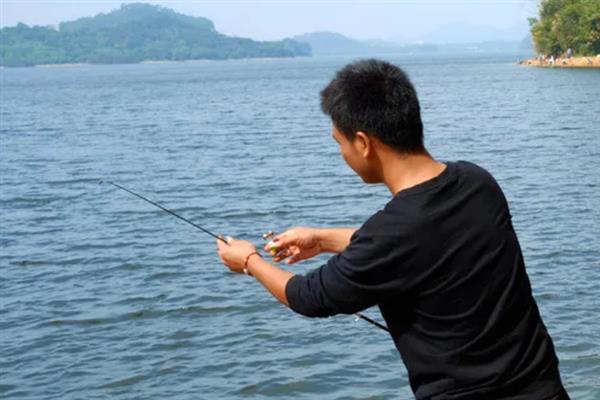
[100,179,227,244]
[101,180,389,333]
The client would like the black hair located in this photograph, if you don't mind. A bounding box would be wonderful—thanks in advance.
[320,59,424,153]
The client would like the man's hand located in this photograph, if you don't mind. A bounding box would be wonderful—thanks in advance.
[216,237,258,274]
[264,227,322,264]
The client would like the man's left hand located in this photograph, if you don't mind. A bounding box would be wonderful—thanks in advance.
[216,237,258,274]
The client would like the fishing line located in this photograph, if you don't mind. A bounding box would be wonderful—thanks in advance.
[101,179,389,333]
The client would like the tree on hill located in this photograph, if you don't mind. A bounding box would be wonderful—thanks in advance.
[0,3,311,67]
[528,0,600,56]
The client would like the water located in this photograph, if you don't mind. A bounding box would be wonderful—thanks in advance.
[1,55,599,399]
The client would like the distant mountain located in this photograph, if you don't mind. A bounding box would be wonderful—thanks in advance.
[293,32,361,55]
[420,38,533,58]
[0,3,311,67]
[293,31,531,58]
[293,31,437,56]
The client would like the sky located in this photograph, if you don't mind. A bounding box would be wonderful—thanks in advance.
[0,0,539,42]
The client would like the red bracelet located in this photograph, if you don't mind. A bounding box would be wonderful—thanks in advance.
[243,251,262,275]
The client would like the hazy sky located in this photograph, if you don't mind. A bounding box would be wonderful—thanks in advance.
[1,0,539,41]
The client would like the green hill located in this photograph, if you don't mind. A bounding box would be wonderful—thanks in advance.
[0,3,311,67]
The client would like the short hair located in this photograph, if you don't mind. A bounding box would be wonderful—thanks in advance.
[320,59,424,153]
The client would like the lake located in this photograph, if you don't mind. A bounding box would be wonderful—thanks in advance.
[1,54,599,399]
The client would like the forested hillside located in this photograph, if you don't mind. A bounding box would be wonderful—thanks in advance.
[528,0,600,56]
[0,3,311,67]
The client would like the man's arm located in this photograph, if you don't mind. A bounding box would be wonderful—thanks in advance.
[252,227,358,305]
[315,228,358,253]
[216,228,356,308]
[246,255,294,306]
[216,237,294,306]
[217,224,391,317]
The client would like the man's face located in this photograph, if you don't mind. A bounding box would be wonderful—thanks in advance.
[331,126,379,183]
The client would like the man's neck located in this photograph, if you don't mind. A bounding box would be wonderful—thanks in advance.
[379,151,447,195]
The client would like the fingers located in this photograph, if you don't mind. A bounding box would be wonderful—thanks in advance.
[264,230,295,254]
[272,247,293,262]
[217,235,234,252]
[272,246,304,265]
[287,245,304,264]
[273,230,295,247]
[264,229,308,264]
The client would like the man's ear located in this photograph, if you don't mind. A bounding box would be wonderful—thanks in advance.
[355,131,371,158]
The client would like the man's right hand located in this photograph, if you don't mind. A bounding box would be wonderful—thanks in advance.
[264,227,322,265]
[264,227,358,264]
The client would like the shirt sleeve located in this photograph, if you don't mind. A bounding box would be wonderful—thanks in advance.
[285,212,418,317]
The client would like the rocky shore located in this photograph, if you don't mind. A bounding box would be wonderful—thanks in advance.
[521,56,600,68]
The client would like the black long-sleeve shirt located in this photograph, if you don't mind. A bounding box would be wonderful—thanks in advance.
[285,161,566,400]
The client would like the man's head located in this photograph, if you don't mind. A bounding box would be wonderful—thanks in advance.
[320,59,425,182]
[321,58,424,152]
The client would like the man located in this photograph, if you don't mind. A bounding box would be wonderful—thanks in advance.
[216,59,568,399]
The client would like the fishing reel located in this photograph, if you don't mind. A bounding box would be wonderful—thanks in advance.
[261,230,290,259]
[261,230,276,242]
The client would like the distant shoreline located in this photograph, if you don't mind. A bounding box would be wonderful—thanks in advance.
[23,56,311,69]
[8,54,525,69]
[35,63,92,68]
[520,56,600,68]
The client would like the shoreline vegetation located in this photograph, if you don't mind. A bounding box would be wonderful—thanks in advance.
[527,0,599,68]
[520,55,600,68]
